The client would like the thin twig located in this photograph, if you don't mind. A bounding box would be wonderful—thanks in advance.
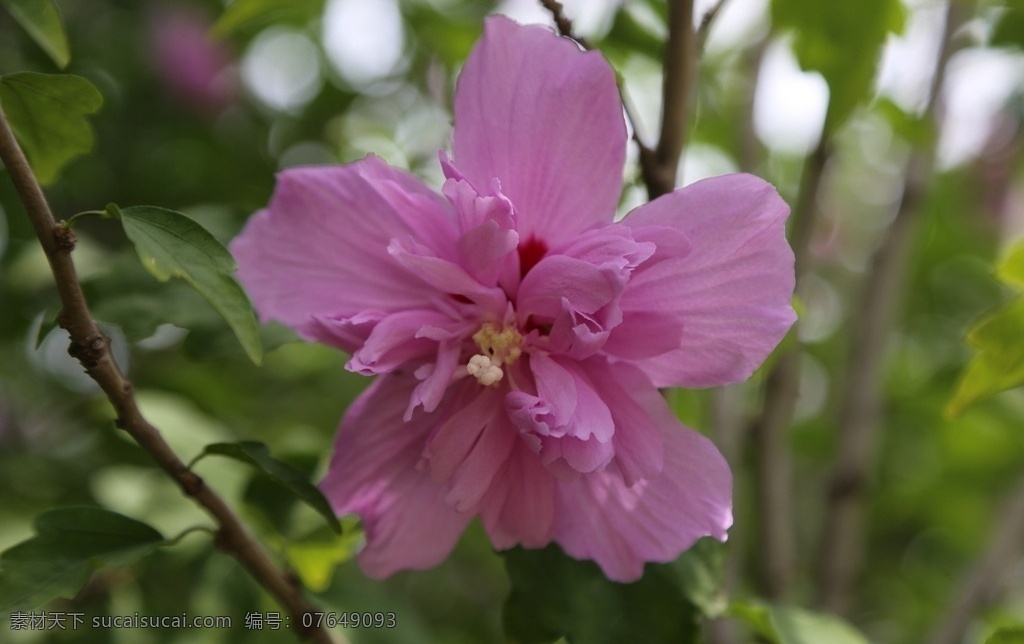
[641,0,697,199]
[815,0,968,615]
[696,0,730,54]
[0,107,340,644]
[926,476,1024,644]
[539,0,592,48]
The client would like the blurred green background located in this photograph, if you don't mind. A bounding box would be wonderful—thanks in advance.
[1,0,1023,642]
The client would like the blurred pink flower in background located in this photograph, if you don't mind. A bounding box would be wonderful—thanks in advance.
[231,16,796,582]
[149,5,236,114]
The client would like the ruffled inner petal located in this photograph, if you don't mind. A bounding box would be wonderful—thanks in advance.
[506,354,616,475]
[517,225,654,358]
[388,237,508,317]
[346,309,456,376]
[583,359,666,487]
[442,175,521,287]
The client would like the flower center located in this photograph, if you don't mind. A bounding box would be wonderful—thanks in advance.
[465,322,523,386]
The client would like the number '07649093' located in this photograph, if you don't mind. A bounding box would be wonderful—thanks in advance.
[301,612,397,629]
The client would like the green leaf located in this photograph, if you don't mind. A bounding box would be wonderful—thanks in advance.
[403,4,483,66]
[771,0,905,133]
[996,239,1024,290]
[213,0,325,37]
[0,72,102,184]
[771,606,870,644]
[284,522,362,592]
[730,600,870,644]
[0,507,164,610]
[502,544,699,644]
[987,626,1024,644]
[946,297,1024,417]
[0,0,70,67]
[197,441,341,534]
[106,204,262,364]
[598,4,666,61]
[875,97,936,147]
[673,538,729,618]
[992,1,1024,50]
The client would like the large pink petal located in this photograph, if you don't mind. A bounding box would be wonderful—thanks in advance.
[618,173,797,388]
[452,16,626,244]
[554,406,732,582]
[319,374,470,578]
[230,155,457,344]
[478,438,559,550]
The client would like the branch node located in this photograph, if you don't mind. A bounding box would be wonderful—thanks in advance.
[54,221,78,253]
[181,470,206,497]
[67,332,109,368]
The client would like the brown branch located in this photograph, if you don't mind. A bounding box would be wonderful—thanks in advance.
[815,0,968,615]
[641,0,697,199]
[0,107,340,644]
[926,476,1024,644]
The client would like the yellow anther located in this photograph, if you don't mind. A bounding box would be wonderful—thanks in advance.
[466,322,523,387]
[471,322,523,366]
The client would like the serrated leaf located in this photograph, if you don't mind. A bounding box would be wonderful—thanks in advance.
[772,0,905,133]
[107,204,262,364]
[1,0,70,67]
[0,73,102,184]
[730,600,870,644]
[946,297,1024,417]
[0,507,164,610]
[198,441,341,534]
[212,0,325,37]
[502,544,699,644]
[987,626,1024,644]
[996,239,1024,290]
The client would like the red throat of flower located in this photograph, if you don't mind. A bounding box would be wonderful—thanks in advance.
[517,236,547,278]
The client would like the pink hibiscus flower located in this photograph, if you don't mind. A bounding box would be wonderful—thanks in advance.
[230,16,796,582]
